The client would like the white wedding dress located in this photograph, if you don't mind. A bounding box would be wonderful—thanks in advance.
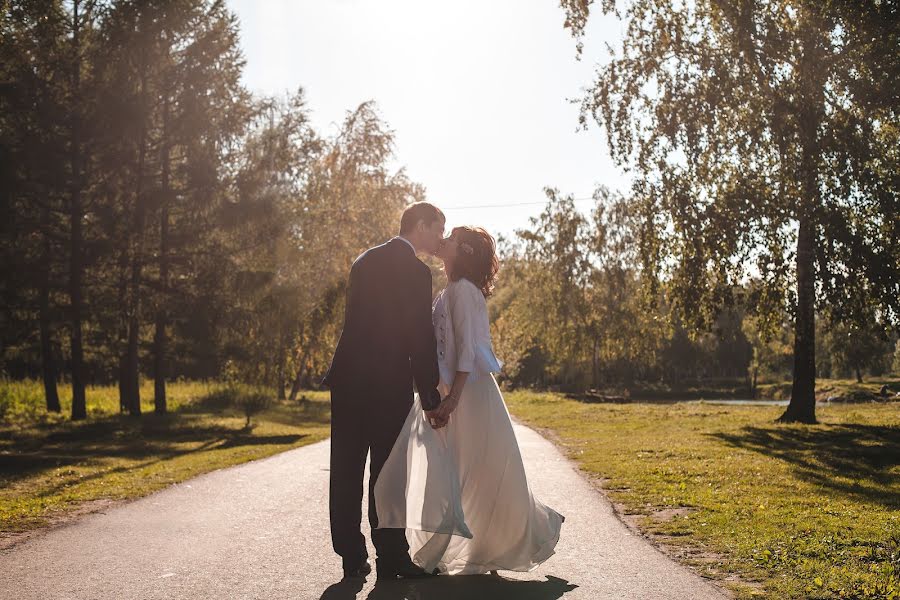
[374,278,564,575]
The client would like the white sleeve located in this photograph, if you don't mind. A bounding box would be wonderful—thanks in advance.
[450,282,481,373]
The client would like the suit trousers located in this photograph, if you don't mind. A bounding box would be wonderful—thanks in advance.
[329,385,413,569]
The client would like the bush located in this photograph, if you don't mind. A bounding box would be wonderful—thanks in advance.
[233,386,272,429]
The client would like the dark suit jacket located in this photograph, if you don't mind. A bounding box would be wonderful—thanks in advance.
[322,238,441,411]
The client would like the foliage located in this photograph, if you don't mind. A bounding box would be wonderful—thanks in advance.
[494,188,668,390]
[825,315,895,383]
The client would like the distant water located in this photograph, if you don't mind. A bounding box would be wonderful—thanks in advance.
[586,398,791,406]
[692,399,789,406]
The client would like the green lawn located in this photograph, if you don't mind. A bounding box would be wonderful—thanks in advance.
[505,391,900,600]
[0,380,331,535]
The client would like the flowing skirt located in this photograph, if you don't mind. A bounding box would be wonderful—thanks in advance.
[374,374,564,575]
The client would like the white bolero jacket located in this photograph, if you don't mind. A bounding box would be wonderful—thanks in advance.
[432,278,503,387]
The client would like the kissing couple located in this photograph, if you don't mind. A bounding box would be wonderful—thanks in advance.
[322,202,564,581]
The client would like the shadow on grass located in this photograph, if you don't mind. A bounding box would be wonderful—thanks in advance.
[0,407,310,488]
[319,574,577,600]
[711,423,900,508]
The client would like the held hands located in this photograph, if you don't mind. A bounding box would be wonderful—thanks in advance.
[433,392,460,424]
[425,392,459,429]
[424,407,448,429]
[425,372,468,429]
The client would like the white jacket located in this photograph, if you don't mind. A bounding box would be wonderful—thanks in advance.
[432,278,502,386]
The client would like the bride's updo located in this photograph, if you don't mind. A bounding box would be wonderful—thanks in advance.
[448,226,499,298]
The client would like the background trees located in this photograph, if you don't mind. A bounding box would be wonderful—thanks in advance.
[559,0,899,421]
[2,1,896,421]
[0,0,419,419]
[488,185,895,396]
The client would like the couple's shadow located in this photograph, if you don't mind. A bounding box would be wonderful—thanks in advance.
[320,574,577,600]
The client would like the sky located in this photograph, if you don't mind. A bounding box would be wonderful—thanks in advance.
[225,0,628,241]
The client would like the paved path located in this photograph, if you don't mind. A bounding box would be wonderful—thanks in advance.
[0,422,727,600]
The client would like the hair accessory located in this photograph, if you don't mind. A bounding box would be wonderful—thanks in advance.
[460,242,474,255]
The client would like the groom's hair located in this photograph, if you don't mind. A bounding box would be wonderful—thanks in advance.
[399,202,445,235]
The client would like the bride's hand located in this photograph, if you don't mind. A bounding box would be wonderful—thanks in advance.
[435,393,460,422]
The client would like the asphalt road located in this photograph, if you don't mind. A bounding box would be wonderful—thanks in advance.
[0,421,727,600]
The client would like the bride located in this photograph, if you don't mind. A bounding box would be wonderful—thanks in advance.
[374,225,564,576]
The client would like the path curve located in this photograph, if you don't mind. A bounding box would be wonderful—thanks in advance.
[0,422,726,599]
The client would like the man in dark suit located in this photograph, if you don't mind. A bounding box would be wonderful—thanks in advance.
[322,202,446,581]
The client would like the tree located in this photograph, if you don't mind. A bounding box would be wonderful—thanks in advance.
[147,0,250,414]
[0,0,70,411]
[561,0,900,422]
[283,101,425,393]
[516,190,594,388]
[826,315,893,383]
[585,187,664,387]
[65,0,99,420]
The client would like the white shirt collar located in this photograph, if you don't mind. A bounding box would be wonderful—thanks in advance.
[394,236,416,254]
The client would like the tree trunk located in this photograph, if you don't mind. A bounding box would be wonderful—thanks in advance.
[153,87,170,415]
[117,248,129,413]
[288,349,310,403]
[276,332,286,401]
[855,366,863,384]
[125,290,142,417]
[779,138,820,422]
[39,229,61,413]
[779,214,817,423]
[124,69,149,418]
[118,352,128,412]
[125,190,145,417]
[68,0,87,421]
[152,217,168,414]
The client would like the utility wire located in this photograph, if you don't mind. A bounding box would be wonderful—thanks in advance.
[442,196,596,210]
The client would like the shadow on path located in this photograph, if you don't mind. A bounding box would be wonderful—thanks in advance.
[710,423,900,508]
[319,574,577,600]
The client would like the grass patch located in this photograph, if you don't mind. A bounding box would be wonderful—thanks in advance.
[0,380,330,535]
[505,391,900,599]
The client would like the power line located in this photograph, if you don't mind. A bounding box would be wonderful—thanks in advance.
[442,196,596,210]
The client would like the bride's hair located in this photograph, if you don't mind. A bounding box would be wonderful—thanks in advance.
[447,226,499,298]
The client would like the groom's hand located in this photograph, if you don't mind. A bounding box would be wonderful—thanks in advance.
[424,408,448,429]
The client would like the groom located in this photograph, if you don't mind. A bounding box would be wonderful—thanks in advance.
[322,202,447,580]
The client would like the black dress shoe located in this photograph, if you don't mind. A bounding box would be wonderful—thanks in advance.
[343,559,372,579]
[375,557,436,581]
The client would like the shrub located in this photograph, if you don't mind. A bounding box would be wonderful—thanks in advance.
[234,387,272,429]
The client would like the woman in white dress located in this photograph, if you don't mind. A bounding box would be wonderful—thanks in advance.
[374,225,564,576]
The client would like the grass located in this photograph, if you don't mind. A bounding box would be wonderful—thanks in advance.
[0,379,331,535]
[505,390,900,599]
